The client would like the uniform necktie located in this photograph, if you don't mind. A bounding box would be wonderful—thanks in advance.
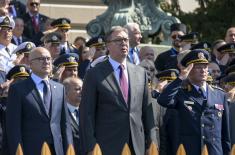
[5,47,11,57]
[17,37,21,45]
[42,80,51,114]
[74,109,79,125]
[198,87,206,99]
[32,15,39,33]
[119,64,128,103]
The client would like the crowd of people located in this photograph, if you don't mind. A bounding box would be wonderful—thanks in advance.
[0,0,235,155]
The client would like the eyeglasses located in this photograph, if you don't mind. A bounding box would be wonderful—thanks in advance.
[31,56,52,63]
[171,34,183,40]
[108,37,129,44]
[30,2,40,7]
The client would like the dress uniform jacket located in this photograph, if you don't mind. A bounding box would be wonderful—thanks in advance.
[229,102,235,145]
[157,78,231,155]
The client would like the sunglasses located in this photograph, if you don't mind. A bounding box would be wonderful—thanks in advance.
[30,2,40,7]
[171,34,183,40]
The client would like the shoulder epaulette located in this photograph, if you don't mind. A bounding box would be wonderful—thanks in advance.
[211,85,225,92]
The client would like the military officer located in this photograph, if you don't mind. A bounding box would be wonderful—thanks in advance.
[53,53,79,82]
[13,41,36,66]
[42,32,62,60]
[157,49,231,155]
[0,16,18,73]
[50,18,79,55]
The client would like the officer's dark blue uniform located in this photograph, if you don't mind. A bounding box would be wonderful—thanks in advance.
[157,49,231,155]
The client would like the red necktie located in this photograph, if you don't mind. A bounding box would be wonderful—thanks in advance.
[32,15,39,33]
[119,64,129,103]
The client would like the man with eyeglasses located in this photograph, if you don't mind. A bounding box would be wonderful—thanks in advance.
[6,47,73,155]
[22,0,48,40]
[51,18,79,55]
[80,26,157,155]
[154,23,187,72]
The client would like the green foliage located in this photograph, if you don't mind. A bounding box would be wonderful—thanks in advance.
[161,0,235,43]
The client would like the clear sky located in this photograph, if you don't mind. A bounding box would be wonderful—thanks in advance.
[179,0,199,12]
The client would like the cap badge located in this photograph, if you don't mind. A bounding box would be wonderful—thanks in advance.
[20,67,25,72]
[198,52,205,59]
[231,44,235,49]
[98,38,103,43]
[62,19,67,25]
[26,43,32,50]
[52,35,58,41]
[203,43,208,49]
[171,72,176,77]
[68,56,75,62]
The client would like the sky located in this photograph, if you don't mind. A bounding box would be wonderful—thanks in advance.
[179,0,199,12]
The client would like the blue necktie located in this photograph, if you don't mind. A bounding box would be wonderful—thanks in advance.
[42,80,51,114]
[74,109,79,125]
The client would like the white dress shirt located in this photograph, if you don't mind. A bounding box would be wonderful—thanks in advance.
[31,73,50,101]
[67,103,79,125]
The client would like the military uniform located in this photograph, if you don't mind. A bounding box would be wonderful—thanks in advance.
[157,50,231,155]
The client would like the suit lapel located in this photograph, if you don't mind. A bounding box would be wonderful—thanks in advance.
[69,111,79,131]
[28,78,50,119]
[101,60,128,110]
[49,80,58,119]
[127,62,136,107]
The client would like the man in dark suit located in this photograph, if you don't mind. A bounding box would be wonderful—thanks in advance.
[154,23,186,72]
[80,26,157,155]
[6,47,73,155]
[63,77,83,155]
[11,18,28,45]
[9,0,26,18]
[22,0,48,40]
[157,49,231,155]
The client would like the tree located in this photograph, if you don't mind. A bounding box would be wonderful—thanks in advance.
[161,0,235,43]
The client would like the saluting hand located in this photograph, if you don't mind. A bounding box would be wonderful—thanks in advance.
[178,63,194,80]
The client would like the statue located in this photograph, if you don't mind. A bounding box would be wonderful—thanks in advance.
[86,0,180,45]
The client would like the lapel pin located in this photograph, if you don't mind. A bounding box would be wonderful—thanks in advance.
[54,85,56,89]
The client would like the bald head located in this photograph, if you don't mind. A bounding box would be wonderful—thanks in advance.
[225,27,235,43]
[29,47,52,79]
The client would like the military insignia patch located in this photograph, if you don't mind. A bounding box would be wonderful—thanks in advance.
[198,52,205,59]
[218,111,222,117]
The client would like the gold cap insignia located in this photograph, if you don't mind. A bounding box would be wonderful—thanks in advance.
[68,56,75,62]
[203,43,208,49]
[218,111,222,117]
[198,52,205,59]
[20,66,25,72]
[193,34,197,39]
